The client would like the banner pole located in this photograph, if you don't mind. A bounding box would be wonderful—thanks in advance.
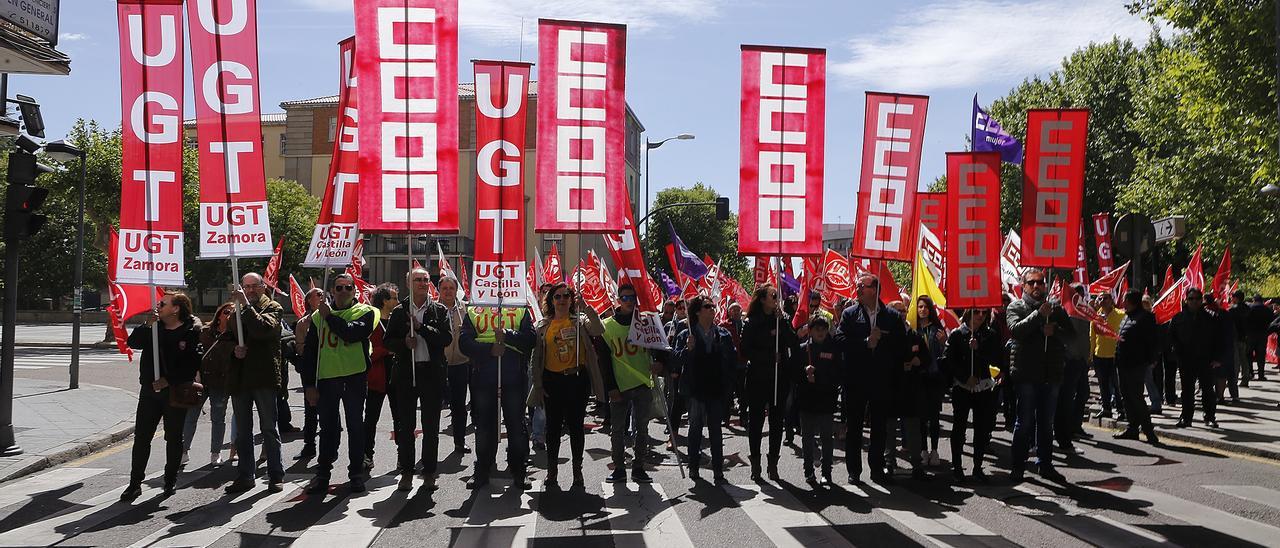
[150,285,161,384]
[408,234,416,388]
[231,257,246,347]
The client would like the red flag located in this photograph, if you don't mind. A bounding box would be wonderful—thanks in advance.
[1057,281,1120,339]
[544,243,563,285]
[1088,261,1129,295]
[877,261,904,302]
[1092,213,1115,274]
[263,237,285,294]
[1154,278,1188,324]
[288,274,306,318]
[601,193,660,312]
[1073,224,1090,286]
[681,279,699,302]
[115,0,186,286]
[355,0,459,234]
[852,92,929,262]
[457,257,471,295]
[1186,245,1205,291]
[1210,247,1231,305]
[470,60,530,305]
[411,258,424,271]
[822,249,855,302]
[573,255,611,315]
[350,238,366,279]
[107,227,164,323]
[189,0,273,258]
[943,152,1002,308]
[1159,264,1175,297]
[305,36,361,267]
[534,19,627,234]
[753,256,776,289]
[737,45,827,256]
[793,256,821,329]
[1020,109,1089,268]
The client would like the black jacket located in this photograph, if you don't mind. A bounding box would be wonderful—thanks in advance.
[945,324,1000,388]
[891,329,931,418]
[1006,294,1075,384]
[128,317,203,389]
[740,310,799,401]
[383,297,453,384]
[1169,307,1224,369]
[673,323,739,402]
[1115,308,1157,369]
[794,337,842,414]
[1247,303,1275,340]
[834,302,908,396]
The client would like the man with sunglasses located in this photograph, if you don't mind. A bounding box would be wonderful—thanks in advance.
[301,273,380,495]
[225,272,286,494]
[600,284,666,484]
[1170,287,1225,428]
[1004,269,1074,484]
[385,267,454,491]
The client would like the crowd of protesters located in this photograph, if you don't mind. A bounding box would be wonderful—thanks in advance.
[118,265,1280,501]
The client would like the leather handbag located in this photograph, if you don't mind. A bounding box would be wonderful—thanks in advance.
[167,381,205,409]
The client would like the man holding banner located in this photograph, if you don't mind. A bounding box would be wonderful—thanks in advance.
[1005,269,1073,484]
[600,284,665,485]
[225,272,286,494]
[459,304,536,490]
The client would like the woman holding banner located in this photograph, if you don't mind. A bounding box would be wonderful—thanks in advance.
[527,283,605,488]
[741,284,800,482]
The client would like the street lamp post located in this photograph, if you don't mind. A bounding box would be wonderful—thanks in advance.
[644,133,694,233]
[46,140,86,390]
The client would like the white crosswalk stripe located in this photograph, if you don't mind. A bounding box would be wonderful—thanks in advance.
[292,475,412,548]
[0,467,108,511]
[450,480,543,548]
[1206,485,1280,510]
[125,480,303,548]
[724,482,854,548]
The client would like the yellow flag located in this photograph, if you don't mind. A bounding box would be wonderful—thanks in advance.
[907,250,947,327]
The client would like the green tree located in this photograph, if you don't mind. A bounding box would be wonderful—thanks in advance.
[640,183,749,286]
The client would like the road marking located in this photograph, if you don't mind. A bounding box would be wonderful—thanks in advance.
[598,482,693,548]
[1205,485,1280,510]
[0,467,108,510]
[14,365,49,370]
[125,480,302,548]
[0,469,167,547]
[1090,514,1169,544]
[1104,484,1280,546]
[451,480,543,548]
[723,483,853,548]
[291,475,409,548]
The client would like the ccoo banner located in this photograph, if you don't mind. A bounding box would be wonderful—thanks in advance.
[737,45,826,256]
[115,0,186,286]
[852,92,929,262]
[355,0,459,234]
[944,152,1002,308]
[189,0,273,258]
[534,19,627,233]
[1020,109,1089,268]
[304,37,361,267]
[470,60,532,305]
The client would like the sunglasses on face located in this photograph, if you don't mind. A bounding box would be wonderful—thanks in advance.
[243,283,264,289]
[334,285,354,292]
[1025,280,1046,286]
[619,294,637,302]
[767,293,779,300]
[553,293,571,301]
[412,277,430,283]
[702,304,716,310]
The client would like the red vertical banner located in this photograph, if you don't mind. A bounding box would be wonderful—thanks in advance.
[603,193,659,313]
[355,0,459,234]
[304,37,361,267]
[1073,225,1090,285]
[188,0,273,258]
[852,92,929,262]
[470,60,532,306]
[1092,212,1114,274]
[534,19,627,233]
[944,152,1002,308]
[737,45,826,256]
[115,0,186,286]
[1020,109,1088,268]
[915,191,947,237]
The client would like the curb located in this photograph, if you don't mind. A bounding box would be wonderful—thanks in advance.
[0,422,136,484]
[1090,416,1280,462]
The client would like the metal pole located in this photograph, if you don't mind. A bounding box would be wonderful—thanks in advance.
[70,153,85,389]
[644,143,650,238]
[1,182,22,455]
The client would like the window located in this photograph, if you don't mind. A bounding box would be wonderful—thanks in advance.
[327,117,337,143]
[279,133,287,155]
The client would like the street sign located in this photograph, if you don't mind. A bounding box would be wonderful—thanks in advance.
[1152,215,1186,243]
[1,0,59,46]
[1113,213,1155,261]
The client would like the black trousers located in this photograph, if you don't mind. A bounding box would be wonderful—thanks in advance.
[302,398,318,449]
[1249,336,1269,380]
[1119,365,1153,432]
[843,388,888,478]
[950,387,996,472]
[131,389,186,487]
[363,389,396,460]
[746,390,784,467]
[1056,358,1087,447]
[392,363,447,476]
[1179,364,1217,422]
[447,362,471,447]
[543,371,589,470]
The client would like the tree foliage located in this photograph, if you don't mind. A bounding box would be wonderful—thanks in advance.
[640,183,749,286]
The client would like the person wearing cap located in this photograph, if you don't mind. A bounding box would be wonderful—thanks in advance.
[599,284,666,485]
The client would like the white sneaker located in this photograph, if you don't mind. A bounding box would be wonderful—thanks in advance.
[211,452,224,467]
[180,451,190,465]
[928,450,940,467]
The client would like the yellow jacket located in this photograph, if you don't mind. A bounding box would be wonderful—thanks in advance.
[1090,308,1125,359]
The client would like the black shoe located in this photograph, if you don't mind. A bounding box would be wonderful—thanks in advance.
[952,467,965,482]
[767,463,780,481]
[363,456,374,471]
[690,467,702,482]
[572,467,585,487]
[162,482,176,497]
[267,478,284,493]
[971,469,989,484]
[225,479,255,494]
[871,471,894,485]
[455,444,472,455]
[512,475,533,490]
[805,474,818,485]
[546,466,559,485]
[606,469,628,484]
[297,445,316,460]
[120,484,143,501]
[350,478,366,493]
[1009,469,1024,484]
[1075,429,1094,439]
[1242,380,1251,387]
[1206,419,1220,428]
[466,475,490,489]
[1173,419,1190,428]
[280,424,301,434]
[1144,430,1161,445]
[912,468,931,481]
[306,478,330,495]
[714,472,727,485]
[1040,468,1067,484]
[631,469,653,484]
[750,461,762,482]
[1113,429,1140,440]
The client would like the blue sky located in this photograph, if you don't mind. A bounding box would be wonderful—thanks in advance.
[20,0,1152,223]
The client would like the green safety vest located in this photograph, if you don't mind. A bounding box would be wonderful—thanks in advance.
[602,317,653,392]
[313,303,379,381]
[467,307,527,353]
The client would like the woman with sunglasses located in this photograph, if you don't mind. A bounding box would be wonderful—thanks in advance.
[674,295,739,483]
[945,307,1000,483]
[741,283,800,482]
[182,302,237,468]
[527,283,605,487]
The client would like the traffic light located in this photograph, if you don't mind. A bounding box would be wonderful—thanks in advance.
[715,196,730,221]
[6,149,53,240]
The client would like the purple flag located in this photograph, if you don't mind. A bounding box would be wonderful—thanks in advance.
[657,270,681,297]
[779,270,801,297]
[668,221,709,280]
[972,95,1023,164]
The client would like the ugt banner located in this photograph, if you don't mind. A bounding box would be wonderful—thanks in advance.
[470,60,532,306]
[1020,109,1089,268]
[189,0,273,258]
[355,0,459,234]
[116,0,186,286]
[534,19,627,233]
[1092,212,1114,274]
[304,37,361,267]
[737,45,826,256]
[852,92,929,262]
[944,152,1002,308]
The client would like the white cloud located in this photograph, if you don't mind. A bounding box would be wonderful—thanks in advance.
[58,32,88,42]
[831,0,1153,91]
[290,0,720,44]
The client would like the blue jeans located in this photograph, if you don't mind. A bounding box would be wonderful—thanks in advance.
[183,387,231,454]
[232,388,284,482]
[1011,382,1059,473]
[317,372,367,481]
[687,398,723,474]
[470,358,530,477]
[1093,357,1121,413]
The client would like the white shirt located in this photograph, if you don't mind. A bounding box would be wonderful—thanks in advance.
[410,300,431,362]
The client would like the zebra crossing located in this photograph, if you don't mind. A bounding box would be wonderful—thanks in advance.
[2,460,1280,547]
[12,348,128,370]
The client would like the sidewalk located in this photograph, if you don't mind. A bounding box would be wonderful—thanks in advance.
[1091,378,1280,460]
[0,378,137,483]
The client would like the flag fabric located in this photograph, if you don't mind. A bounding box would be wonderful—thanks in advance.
[1154,278,1188,324]
[852,92,929,262]
[753,256,776,289]
[1020,109,1089,268]
[1073,224,1090,286]
[263,237,285,294]
[658,270,681,297]
[971,95,1023,164]
[821,249,855,302]
[793,256,821,329]
[1000,229,1024,295]
[1087,261,1129,296]
[1160,264,1175,297]
[544,243,563,286]
[1057,281,1120,339]
[1186,245,1205,291]
[1211,247,1231,305]
[1092,213,1115,274]
[350,238,366,279]
[907,250,947,327]
[288,274,307,318]
[943,152,1002,308]
[436,242,457,283]
[303,37,360,268]
[877,261,905,303]
[779,262,801,297]
[669,222,709,280]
